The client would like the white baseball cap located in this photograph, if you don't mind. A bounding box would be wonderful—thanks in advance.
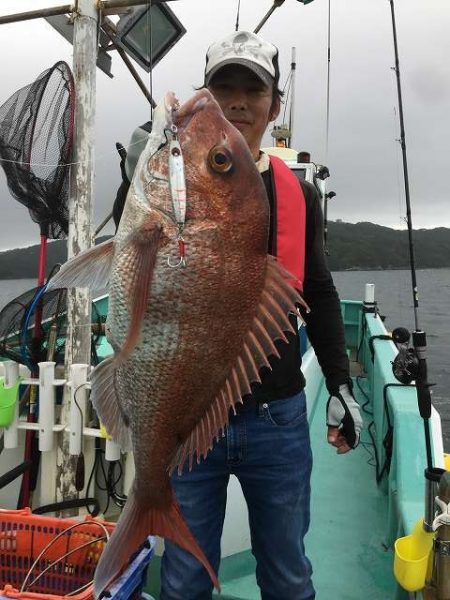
[204,31,280,89]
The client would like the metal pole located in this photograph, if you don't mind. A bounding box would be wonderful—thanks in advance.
[0,5,72,25]
[254,0,285,34]
[288,47,296,148]
[101,19,156,107]
[58,0,98,511]
[100,0,177,14]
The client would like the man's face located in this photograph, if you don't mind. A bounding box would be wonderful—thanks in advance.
[208,65,280,160]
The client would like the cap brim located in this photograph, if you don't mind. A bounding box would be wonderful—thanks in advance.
[205,58,273,88]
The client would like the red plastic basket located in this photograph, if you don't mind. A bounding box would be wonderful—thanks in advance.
[0,508,116,600]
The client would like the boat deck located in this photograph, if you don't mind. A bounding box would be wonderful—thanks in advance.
[145,377,397,599]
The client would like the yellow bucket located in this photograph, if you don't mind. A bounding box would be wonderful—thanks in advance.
[444,453,450,471]
[394,519,434,592]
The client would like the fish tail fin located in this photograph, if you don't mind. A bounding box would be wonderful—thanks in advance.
[93,482,220,599]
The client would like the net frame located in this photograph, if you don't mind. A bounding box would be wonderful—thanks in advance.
[0,61,75,239]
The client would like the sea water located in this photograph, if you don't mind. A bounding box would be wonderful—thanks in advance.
[1,271,449,449]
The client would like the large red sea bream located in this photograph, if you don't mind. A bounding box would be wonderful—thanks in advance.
[48,89,307,597]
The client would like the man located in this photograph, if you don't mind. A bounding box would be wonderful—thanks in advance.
[113,30,362,600]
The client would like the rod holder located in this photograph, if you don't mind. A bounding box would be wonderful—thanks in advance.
[69,364,89,456]
[38,362,56,452]
[364,283,375,304]
[363,284,377,313]
[424,467,446,532]
[105,439,121,462]
[432,470,450,598]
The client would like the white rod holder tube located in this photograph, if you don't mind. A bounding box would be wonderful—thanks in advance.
[364,283,375,304]
[69,364,89,456]
[3,361,20,449]
[4,361,19,387]
[38,362,56,452]
[105,439,121,462]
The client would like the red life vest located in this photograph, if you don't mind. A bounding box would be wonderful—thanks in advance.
[269,155,306,291]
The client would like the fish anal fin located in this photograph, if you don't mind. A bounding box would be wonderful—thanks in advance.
[171,256,307,475]
[91,356,132,452]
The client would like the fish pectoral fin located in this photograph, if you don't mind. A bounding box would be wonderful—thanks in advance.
[114,225,162,364]
[91,356,132,452]
[93,483,220,599]
[46,238,115,290]
[171,255,307,474]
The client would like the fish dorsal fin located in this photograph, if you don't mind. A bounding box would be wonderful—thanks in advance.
[91,356,132,452]
[170,255,308,475]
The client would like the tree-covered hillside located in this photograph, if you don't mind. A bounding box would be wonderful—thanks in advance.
[0,222,449,279]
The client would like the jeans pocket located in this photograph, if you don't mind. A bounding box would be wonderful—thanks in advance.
[263,392,307,427]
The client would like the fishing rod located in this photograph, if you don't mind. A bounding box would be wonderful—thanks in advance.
[388,2,446,544]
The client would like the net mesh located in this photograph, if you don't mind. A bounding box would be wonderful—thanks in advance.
[0,287,104,368]
[0,61,75,239]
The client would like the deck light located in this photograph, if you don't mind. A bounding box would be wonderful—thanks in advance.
[114,3,186,72]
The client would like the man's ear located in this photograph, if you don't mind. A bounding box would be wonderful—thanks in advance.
[269,95,281,122]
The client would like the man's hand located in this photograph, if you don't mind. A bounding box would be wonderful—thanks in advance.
[326,383,363,454]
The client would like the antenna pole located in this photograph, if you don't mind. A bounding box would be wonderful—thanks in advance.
[254,0,285,34]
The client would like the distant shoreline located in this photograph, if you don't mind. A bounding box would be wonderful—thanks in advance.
[1,221,449,278]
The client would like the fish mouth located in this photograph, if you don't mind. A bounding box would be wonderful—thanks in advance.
[173,89,216,131]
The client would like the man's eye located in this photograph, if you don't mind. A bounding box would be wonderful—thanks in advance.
[249,88,267,96]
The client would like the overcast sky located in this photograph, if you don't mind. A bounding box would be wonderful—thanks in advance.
[0,0,449,251]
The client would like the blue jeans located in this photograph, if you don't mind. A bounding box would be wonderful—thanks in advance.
[160,391,315,600]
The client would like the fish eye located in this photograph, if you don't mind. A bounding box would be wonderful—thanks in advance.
[208,146,233,173]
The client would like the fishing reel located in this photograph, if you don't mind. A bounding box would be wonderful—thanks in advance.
[391,327,419,384]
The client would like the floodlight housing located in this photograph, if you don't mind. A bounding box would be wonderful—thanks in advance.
[115,3,186,73]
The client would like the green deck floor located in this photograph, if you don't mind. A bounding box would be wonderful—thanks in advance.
[305,378,397,599]
[145,378,398,599]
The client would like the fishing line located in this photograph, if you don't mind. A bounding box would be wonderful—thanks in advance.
[0,114,177,171]
[388,61,408,232]
[389,83,411,326]
[0,135,156,169]
[148,0,153,123]
[325,0,331,163]
[281,73,292,126]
